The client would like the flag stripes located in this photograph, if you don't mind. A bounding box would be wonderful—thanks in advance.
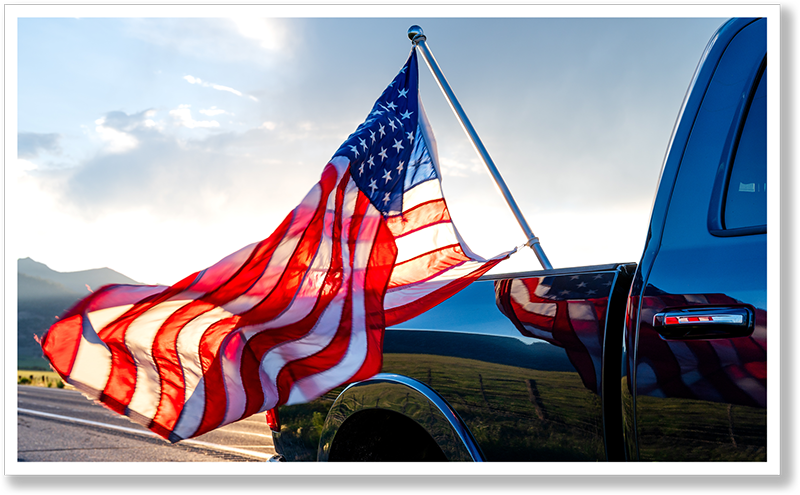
[495,276,609,394]
[42,50,510,442]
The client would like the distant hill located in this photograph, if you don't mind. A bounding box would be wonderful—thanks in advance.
[18,257,140,295]
[17,258,141,370]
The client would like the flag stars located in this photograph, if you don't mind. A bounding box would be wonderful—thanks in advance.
[386,101,397,110]
[392,139,404,153]
[398,88,408,98]
[397,161,404,173]
[382,169,392,183]
[400,110,413,120]
[378,147,388,161]
[406,131,414,144]
[358,163,365,176]
[388,119,397,132]
[349,145,359,158]
[367,155,375,168]
[370,130,376,143]
[378,124,386,138]
[383,192,392,204]
[359,137,368,151]
[369,179,378,194]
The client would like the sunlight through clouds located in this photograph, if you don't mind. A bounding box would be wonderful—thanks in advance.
[169,104,220,129]
[12,14,731,283]
[228,17,288,53]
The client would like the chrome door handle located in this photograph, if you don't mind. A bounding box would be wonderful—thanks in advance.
[653,306,754,340]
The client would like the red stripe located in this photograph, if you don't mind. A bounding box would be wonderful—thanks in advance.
[235,165,340,327]
[149,300,217,435]
[95,283,192,416]
[202,165,342,422]
[272,180,391,400]
[386,199,449,238]
[201,212,295,307]
[239,338,266,420]
[384,257,502,327]
[349,210,396,383]
[41,283,145,381]
[191,316,240,437]
[273,170,351,404]
[389,243,469,288]
[40,314,84,380]
[192,164,343,436]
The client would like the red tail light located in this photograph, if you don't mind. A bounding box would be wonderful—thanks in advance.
[265,408,280,432]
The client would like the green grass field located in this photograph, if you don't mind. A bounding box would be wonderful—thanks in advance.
[17,369,66,389]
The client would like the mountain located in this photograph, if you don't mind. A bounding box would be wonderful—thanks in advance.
[18,257,140,295]
[17,258,141,370]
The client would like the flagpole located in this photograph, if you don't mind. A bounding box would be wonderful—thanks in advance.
[408,25,553,271]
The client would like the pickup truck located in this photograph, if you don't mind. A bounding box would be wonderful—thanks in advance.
[268,17,768,462]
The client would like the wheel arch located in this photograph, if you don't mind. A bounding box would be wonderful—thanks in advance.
[317,373,484,462]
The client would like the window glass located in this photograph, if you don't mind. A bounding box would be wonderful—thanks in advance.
[724,69,766,229]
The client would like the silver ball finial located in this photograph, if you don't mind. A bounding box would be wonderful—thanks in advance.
[408,25,426,43]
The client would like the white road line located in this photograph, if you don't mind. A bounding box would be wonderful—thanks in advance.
[18,408,274,460]
[216,427,273,439]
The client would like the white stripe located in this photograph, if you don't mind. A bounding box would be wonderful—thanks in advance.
[223,181,323,315]
[286,194,381,403]
[262,176,359,407]
[126,300,193,421]
[399,179,442,212]
[225,192,339,418]
[239,167,345,340]
[221,331,248,425]
[520,324,557,341]
[568,300,603,391]
[171,305,234,439]
[509,280,557,318]
[68,307,130,398]
[190,242,258,292]
[394,222,460,264]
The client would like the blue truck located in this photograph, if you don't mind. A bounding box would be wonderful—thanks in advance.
[269,17,768,462]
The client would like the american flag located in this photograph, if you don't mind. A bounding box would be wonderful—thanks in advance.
[634,292,766,408]
[41,50,508,442]
[495,273,614,394]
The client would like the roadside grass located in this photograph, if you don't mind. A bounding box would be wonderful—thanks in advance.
[17,369,68,389]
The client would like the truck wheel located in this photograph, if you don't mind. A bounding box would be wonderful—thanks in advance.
[328,409,447,462]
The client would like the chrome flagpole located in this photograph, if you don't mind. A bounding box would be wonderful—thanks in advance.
[408,25,553,270]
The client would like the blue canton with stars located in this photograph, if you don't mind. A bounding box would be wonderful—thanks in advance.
[536,272,616,300]
[334,50,437,217]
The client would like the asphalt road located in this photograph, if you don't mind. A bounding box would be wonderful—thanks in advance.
[17,385,276,462]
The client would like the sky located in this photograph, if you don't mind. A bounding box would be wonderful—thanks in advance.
[7,6,742,286]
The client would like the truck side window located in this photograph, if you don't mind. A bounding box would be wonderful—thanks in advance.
[724,69,766,230]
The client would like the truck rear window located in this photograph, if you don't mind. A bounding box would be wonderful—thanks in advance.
[724,69,766,230]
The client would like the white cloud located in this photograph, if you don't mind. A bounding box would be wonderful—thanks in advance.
[200,106,232,117]
[94,116,139,153]
[169,105,220,129]
[183,75,259,102]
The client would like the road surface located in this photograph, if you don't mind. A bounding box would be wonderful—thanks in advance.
[17,385,276,462]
